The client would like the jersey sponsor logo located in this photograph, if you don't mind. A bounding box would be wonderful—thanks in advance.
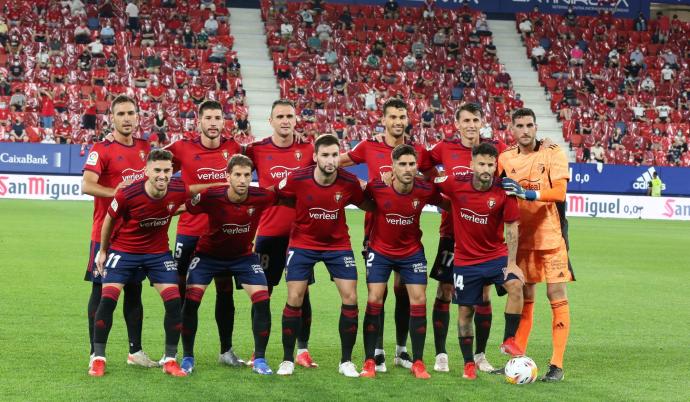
[164,260,178,271]
[378,165,392,180]
[110,198,118,212]
[308,207,339,220]
[121,168,145,182]
[139,216,171,228]
[451,165,472,176]
[519,178,541,190]
[86,151,99,166]
[385,213,414,225]
[459,208,488,225]
[196,167,227,181]
[334,192,343,203]
[221,223,251,235]
[270,165,299,179]
[412,262,427,273]
[251,264,264,274]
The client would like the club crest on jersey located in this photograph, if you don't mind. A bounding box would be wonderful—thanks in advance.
[334,192,343,203]
[167,202,176,212]
[222,150,230,160]
[139,150,146,161]
[190,193,201,206]
[247,206,255,216]
[412,199,420,209]
[294,150,302,161]
[487,198,496,209]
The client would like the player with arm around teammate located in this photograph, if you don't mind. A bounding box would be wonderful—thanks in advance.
[89,149,189,377]
[81,95,156,369]
[360,144,449,379]
[179,155,276,375]
[274,134,375,378]
[498,108,572,382]
[435,142,525,380]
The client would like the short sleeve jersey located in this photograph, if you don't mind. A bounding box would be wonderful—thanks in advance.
[429,138,506,237]
[107,178,189,254]
[185,186,277,260]
[165,137,241,236]
[244,137,315,237]
[498,142,570,250]
[347,139,434,237]
[365,178,443,258]
[276,166,364,250]
[435,175,519,266]
[83,138,150,241]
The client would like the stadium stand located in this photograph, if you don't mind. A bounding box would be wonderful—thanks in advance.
[260,1,523,151]
[0,0,255,147]
[515,8,690,166]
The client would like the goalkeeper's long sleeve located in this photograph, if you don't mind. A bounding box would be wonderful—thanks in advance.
[536,179,567,202]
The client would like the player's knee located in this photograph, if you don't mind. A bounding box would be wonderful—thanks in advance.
[546,284,567,301]
[522,283,536,300]
[437,283,454,301]
[482,285,492,302]
[341,292,357,305]
[503,280,523,299]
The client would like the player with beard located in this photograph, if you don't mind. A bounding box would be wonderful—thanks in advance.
[164,101,244,367]
[435,142,525,381]
[244,99,316,367]
[427,103,506,373]
[82,95,156,370]
[359,144,448,379]
[275,134,374,378]
[339,98,436,371]
[180,155,277,375]
[89,149,189,377]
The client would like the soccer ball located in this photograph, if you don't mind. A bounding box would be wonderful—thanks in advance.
[504,356,538,384]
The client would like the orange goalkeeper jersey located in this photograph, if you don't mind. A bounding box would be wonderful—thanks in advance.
[498,142,570,250]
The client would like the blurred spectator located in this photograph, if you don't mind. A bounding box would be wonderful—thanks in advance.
[403,52,417,71]
[126,1,140,31]
[9,88,26,111]
[99,0,115,18]
[564,6,577,27]
[383,0,399,19]
[569,45,584,66]
[280,19,294,38]
[68,0,86,17]
[634,12,647,31]
[531,43,546,69]
[74,23,91,44]
[152,107,168,145]
[196,28,209,49]
[338,6,353,30]
[204,14,218,36]
[82,97,97,130]
[640,75,655,92]
[88,38,104,57]
[39,90,55,129]
[141,20,156,47]
[656,103,672,123]
[362,89,378,111]
[476,15,491,36]
[10,117,28,142]
[519,18,533,38]
[298,6,314,28]
[307,32,321,53]
[208,43,229,63]
[316,21,332,42]
[629,47,644,65]
[662,49,678,70]
[200,0,216,12]
[589,142,606,163]
[178,94,195,118]
[608,128,625,151]
[0,18,8,45]
[100,22,115,45]
[660,64,675,84]
[8,60,24,82]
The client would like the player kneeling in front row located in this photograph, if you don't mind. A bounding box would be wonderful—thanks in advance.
[90,149,190,377]
[274,134,374,377]
[179,155,276,375]
[435,143,525,380]
[360,145,449,379]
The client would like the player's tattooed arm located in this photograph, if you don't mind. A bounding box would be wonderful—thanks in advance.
[96,214,116,275]
[82,171,128,197]
[504,221,525,283]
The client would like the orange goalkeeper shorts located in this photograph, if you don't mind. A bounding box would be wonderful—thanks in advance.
[517,239,572,284]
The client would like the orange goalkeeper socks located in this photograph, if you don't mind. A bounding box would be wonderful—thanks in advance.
[550,299,570,369]
[515,298,534,352]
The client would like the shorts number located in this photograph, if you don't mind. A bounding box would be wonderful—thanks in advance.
[366,252,374,268]
[175,242,183,259]
[105,253,121,268]
[453,274,464,291]
[260,254,270,270]
[189,257,200,271]
[441,250,454,268]
[286,251,295,267]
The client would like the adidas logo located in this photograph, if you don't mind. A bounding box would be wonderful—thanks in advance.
[632,167,666,190]
[511,168,516,174]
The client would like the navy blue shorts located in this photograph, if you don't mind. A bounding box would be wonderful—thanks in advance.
[452,256,518,306]
[102,250,179,285]
[255,236,290,287]
[366,249,427,285]
[173,234,199,277]
[84,240,102,283]
[430,236,454,284]
[187,253,267,287]
[285,247,357,282]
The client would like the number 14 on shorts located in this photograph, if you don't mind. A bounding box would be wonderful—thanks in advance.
[453,273,464,291]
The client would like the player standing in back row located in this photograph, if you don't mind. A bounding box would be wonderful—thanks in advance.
[428,103,506,373]
[340,98,437,371]
[81,95,157,369]
[244,99,317,367]
[89,149,189,377]
[499,108,572,382]
[164,100,244,367]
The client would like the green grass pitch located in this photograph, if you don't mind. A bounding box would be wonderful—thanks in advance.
[0,199,688,401]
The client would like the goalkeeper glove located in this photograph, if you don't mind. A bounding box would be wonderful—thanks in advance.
[501,178,538,201]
